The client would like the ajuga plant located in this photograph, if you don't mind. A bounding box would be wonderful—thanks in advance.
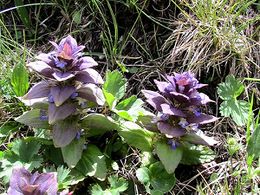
[17,35,104,148]
[12,35,219,194]
[140,72,218,173]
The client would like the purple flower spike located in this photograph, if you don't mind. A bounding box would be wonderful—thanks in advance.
[20,35,104,148]
[142,72,218,145]
[7,167,58,195]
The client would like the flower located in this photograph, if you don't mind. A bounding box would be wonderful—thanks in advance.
[27,35,103,83]
[7,167,57,195]
[20,35,105,147]
[142,72,218,145]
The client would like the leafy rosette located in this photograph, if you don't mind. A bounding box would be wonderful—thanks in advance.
[142,72,218,147]
[7,167,58,195]
[18,35,105,147]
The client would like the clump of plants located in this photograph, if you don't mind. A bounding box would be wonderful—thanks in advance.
[1,35,219,194]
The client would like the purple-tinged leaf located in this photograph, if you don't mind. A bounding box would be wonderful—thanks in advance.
[19,97,48,108]
[157,122,186,137]
[190,93,214,105]
[194,83,208,89]
[78,56,98,70]
[161,103,186,117]
[137,115,159,132]
[166,75,176,87]
[23,81,50,100]
[170,91,189,102]
[181,130,218,146]
[199,93,214,104]
[48,103,77,124]
[50,86,76,106]
[27,61,54,78]
[15,109,49,129]
[75,68,104,84]
[77,84,105,105]
[33,173,58,195]
[154,80,171,93]
[7,167,58,195]
[52,71,75,81]
[142,90,168,112]
[36,53,54,66]
[52,119,79,147]
[187,114,218,125]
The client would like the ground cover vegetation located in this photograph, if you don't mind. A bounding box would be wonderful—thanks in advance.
[0,0,259,194]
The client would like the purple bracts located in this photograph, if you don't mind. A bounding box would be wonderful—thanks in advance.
[7,167,57,195]
[22,35,105,147]
[142,72,218,141]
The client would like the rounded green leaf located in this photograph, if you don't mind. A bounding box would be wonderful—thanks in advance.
[118,122,154,151]
[136,167,150,185]
[61,137,85,168]
[155,140,183,174]
[74,144,107,180]
[149,162,176,193]
[81,113,119,136]
[181,145,216,165]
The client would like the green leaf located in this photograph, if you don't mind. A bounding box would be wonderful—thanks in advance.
[181,130,218,146]
[11,139,41,162]
[15,109,49,129]
[57,166,72,189]
[116,95,139,110]
[72,10,82,24]
[108,175,128,192]
[44,145,64,166]
[14,0,31,29]
[217,75,244,100]
[74,144,107,180]
[247,126,260,159]
[137,114,158,132]
[115,110,133,121]
[136,167,151,185]
[155,141,183,174]
[227,137,241,156]
[118,122,154,151]
[81,113,119,137]
[11,61,29,96]
[219,100,249,126]
[61,138,85,168]
[103,70,127,109]
[149,162,176,193]
[0,139,43,183]
[181,145,216,165]
[91,184,104,195]
[0,122,19,137]
[150,190,164,195]
[115,96,144,121]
